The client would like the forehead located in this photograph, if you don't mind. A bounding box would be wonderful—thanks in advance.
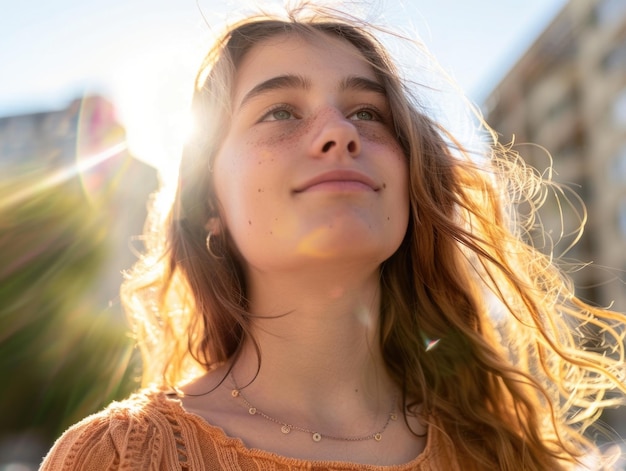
[232,32,377,103]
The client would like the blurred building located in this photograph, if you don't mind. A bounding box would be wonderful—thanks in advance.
[484,0,626,442]
[0,95,159,469]
[0,95,159,317]
[484,0,626,312]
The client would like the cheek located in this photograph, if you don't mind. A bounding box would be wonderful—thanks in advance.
[215,165,264,229]
[213,144,257,229]
[214,122,311,223]
[213,130,276,196]
[361,127,408,192]
[369,135,410,229]
[213,143,285,241]
[247,119,311,151]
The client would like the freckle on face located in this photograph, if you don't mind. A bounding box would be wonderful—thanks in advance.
[249,118,310,149]
[211,33,410,272]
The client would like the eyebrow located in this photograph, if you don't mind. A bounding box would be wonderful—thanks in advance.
[238,74,311,110]
[237,73,387,111]
[339,75,387,96]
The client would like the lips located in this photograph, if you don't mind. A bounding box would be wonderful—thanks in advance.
[294,169,380,193]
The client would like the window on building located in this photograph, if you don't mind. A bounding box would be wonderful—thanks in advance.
[596,0,626,26]
[546,90,576,122]
[613,87,626,126]
[601,36,626,72]
[609,145,626,183]
[618,197,626,239]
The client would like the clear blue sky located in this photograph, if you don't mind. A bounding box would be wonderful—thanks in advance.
[1,0,568,169]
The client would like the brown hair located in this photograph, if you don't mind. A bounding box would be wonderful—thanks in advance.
[122,3,626,470]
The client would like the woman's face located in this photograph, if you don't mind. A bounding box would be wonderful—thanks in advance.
[212,31,409,275]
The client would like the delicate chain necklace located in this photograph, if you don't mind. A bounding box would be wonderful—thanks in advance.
[229,372,398,443]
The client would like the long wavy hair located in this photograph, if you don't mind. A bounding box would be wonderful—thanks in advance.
[121,3,626,470]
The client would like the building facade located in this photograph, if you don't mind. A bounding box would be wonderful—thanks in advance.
[484,0,626,442]
[0,96,160,468]
[485,0,626,313]
[0,95,159,317]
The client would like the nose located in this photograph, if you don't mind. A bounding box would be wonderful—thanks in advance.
[310,112,361,159]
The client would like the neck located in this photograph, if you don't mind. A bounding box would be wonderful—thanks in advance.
[232,264,395,428]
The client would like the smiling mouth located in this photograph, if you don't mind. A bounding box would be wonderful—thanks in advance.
[297,180,376,193]
[294,170,380,193]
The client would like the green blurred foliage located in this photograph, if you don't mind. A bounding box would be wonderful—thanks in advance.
[0,174,140,445]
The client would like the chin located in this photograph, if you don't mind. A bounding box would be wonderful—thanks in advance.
[296,235,400,264]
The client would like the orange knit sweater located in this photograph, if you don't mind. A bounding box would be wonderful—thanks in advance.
[40,389,461,470]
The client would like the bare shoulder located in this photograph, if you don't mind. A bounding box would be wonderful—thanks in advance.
[177,366,237,423]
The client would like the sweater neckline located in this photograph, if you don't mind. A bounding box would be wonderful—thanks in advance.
[158,389,432,470]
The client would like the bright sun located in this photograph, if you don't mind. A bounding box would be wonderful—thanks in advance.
[108,33,204,186]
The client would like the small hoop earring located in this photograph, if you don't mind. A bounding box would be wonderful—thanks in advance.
[206,232,223,259]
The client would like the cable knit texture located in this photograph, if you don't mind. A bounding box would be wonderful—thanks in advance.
[40,389,460,470]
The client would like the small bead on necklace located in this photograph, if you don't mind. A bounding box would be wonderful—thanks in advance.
[229,373,398,443]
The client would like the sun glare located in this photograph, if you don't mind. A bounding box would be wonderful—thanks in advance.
[107,30,204,188]
[1,142,128,212]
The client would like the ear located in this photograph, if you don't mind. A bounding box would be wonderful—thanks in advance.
[204,216,223,236]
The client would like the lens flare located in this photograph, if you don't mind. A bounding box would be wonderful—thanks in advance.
[424,337,441,352]
[0,142,127,212]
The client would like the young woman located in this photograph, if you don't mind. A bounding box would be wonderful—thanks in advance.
[41,3,625,470]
